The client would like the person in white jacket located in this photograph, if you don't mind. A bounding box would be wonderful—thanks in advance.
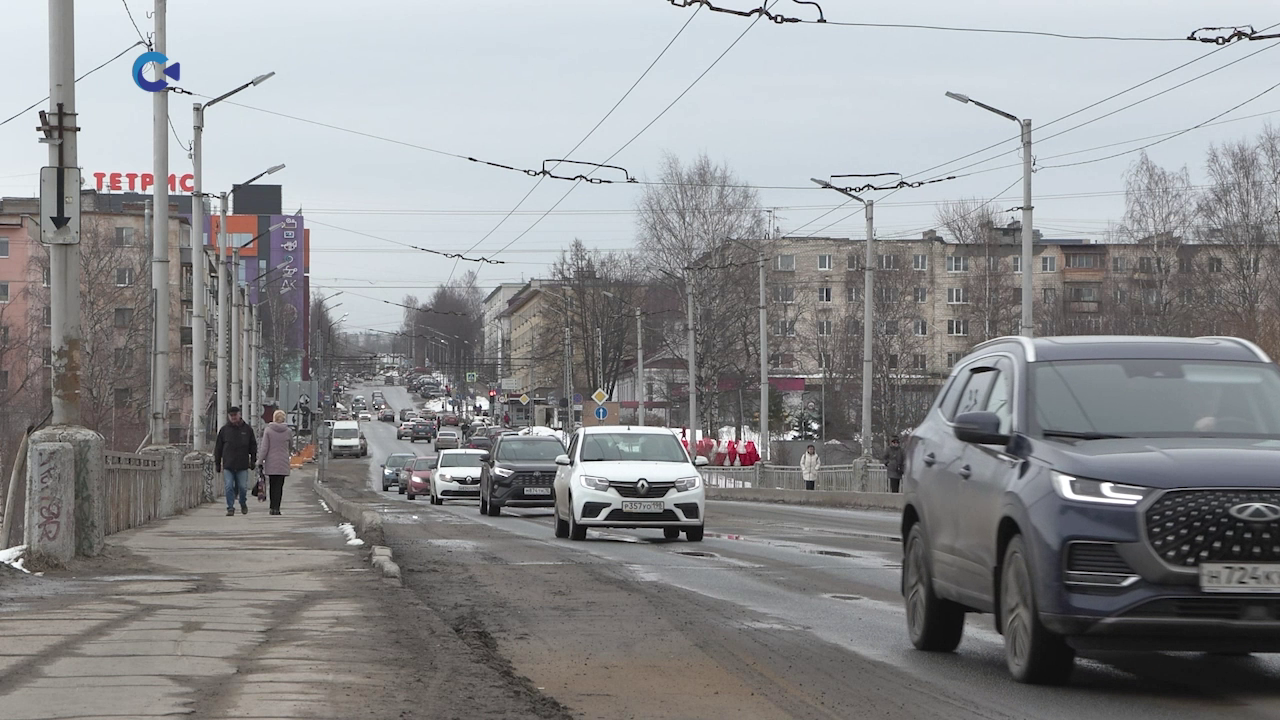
[800,444,821,490]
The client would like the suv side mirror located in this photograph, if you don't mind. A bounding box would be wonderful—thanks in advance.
[554,454,572,466]
[694,456,709,467]
[480,452,491,464]
[954,411,1010,445]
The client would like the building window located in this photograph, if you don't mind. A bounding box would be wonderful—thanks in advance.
[914,287,928,303]
[0,369,7,390]
[771,285,795,304]
[116,267,135,287]
[946,287,969,304]
[43,347,52,367]
[912,353,927,371]
[113,307,134,328]
[1207,256,1222,273]
[846,317,862,335]
[0,238,8,258]
[1179,288,1195,303]
[946,255,969,272]
[1138,256,1157,274]
[774,320,796,337]
[114,348,132,369]
[817,287,832,303]
[913,254,928,271]
[42,306,51,327]
[913,318,928,336]
[1065,253,1100,269]
[113,387,132,407]
[1246,256,1262,274]
[817,319,832,336]
[876,286,898,303]
[1143,287,1160,305]
[114,227,136,247]
[1178,257,1193,273]
[946,351,965,367]
[775,255,795,272]
[1205,287,1220,304]
[846,285,858,303]
[878,254,900,271]
[1041,255,1057,272]
[1043,287,1057,304]
[1113,288,1128,304]
[987,255,1002,272]
[1012,256,1022,273]
[0,282,7,303]
[818,352,831,370]
[0,326,7,345]
[817,254,832,270]
[947,319,969,336]
[847,254,861,271]
[1112,256,1127,272]
[1068,286,1099,302]
[887,354,899,369]
[42,267,50,287]
[881,320,899,335]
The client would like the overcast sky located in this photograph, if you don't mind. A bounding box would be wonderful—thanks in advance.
[2,0,1277,330]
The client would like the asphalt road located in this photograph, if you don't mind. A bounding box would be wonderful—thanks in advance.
[332,383,1280,720]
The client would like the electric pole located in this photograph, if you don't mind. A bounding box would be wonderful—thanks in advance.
[635,307,644,426]
[216,193,229,420]
[47,0,81,425]
[149,0,170,444]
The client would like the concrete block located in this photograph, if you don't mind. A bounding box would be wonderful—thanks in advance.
[184,452,215,503]
[371,546,392,559]
[29,426,105,557]
[24,441,75,565]
[144,446,185,518]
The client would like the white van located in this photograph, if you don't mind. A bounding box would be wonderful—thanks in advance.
[330,420,362,458]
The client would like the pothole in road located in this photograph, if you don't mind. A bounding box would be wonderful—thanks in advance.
[675,551,718,559]
[824,593,864,602]
[810,550,855,558]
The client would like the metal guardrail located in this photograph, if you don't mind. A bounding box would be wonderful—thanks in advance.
[700,461,892,493]
[104,451,163,535]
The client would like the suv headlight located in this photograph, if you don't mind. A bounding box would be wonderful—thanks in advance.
[493,466,515,478]
[439,473,453,483]
[1051,471,1151,506]
[581,475,610,491]
[674,475,701,492]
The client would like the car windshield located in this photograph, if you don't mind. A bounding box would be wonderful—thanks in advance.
[440,454,483,468]
[411,457,436,471]
[332,428,358,439]
[497,439,565,461]
[1033,359,1280,438]
[385,455,412,468]
[580,433,689,462]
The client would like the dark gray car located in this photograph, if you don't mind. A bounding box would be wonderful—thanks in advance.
[478,435,566,516]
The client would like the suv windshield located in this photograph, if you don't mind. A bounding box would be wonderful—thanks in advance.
[385,455,412,468]
[440,454,483,468]
[332,428,358,439]
[497,439,564,461]
[411,457,435,471]
[1033,359,1280,438]
[580,433,689,463]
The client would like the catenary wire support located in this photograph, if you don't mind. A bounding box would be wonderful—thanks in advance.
[667,0,824,24]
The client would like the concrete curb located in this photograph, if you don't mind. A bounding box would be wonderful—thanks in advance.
[706,487,904,511]
[370,545,401,580]
[311,478,397,582]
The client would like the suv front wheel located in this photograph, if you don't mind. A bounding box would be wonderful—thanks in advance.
[1000,535,1075,684]
[903,524,965,652]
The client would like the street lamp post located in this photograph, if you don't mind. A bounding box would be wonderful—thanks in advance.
[190,71,273,450]
[946,91,1034,337]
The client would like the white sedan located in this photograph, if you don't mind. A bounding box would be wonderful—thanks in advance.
[357,411,373,422]
[553,426,707,542]
[429,449,486,505]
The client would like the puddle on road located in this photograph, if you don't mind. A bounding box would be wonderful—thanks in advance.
[824,593,864,602]
[704,532,867,560]
[812,550,854,558]
[675,551,718,559]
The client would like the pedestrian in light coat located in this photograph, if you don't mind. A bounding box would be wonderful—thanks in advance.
[259,410,294,515]
[214,406,257,516]
[800,444,821,491]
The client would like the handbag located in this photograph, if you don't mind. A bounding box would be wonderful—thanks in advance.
[252,465,267,501]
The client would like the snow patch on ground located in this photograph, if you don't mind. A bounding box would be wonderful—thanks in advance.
[318,499,332,513]
[337,523,365,546]
[0,545,29,574]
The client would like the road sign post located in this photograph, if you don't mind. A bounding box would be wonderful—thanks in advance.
[40,166,81,245]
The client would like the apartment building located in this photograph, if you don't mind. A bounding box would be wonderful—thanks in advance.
[502,280,570,395]
[481,282,525,383]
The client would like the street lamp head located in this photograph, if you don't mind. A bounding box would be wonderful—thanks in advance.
[265,164,286,175]
[251,72,276,86]
[945,91,971,104]
[337,313,349,323]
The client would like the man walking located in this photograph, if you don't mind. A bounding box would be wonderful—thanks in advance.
[215,406,258,516]
[800,444,821,491]
[882,436,905,493]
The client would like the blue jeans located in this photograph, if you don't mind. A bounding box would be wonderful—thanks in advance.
[224,469,250,509]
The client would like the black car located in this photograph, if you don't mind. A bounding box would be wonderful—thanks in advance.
[466,435,493,452]
[902,335,1280,685]
[379,408,396,422]
[410,421,434,443]
[478,434,566,516]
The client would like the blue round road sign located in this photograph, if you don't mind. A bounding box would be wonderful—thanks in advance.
[573,393,584,404]
[594,406,608,421]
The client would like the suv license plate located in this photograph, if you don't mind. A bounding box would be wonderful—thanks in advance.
[1200,563,1280,593]
[524,487,551,496]
[621,501,664,513]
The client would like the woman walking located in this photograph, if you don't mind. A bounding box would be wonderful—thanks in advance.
[259,410,294,515]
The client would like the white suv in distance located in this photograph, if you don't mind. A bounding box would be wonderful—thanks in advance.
[553,426,707,542]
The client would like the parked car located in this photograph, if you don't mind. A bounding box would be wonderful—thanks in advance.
[479,434,565,516]
[901,335,1280,685]
[403,455,437,500]
[553,426,707,542]
[429,449,486,505]
[435,429,461,450]
[380,453,416,492]
[379,408,396,422]
[396,421,415,440]
[411,421,434,443]
[329,420,362,458]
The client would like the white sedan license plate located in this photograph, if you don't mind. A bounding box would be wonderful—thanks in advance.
[1200,563,1280,593]
[524,487,551,496]
[621,501,664,513]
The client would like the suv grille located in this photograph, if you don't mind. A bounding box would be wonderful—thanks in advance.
[1066,542,1133,574]
[612,481,674,499]
[511,471,555,486]
[1145,489,1280,567]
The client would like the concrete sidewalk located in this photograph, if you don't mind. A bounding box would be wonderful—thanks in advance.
[0,468,408,719]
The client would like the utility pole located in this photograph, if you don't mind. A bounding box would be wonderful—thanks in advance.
[563,326,571,428]
[635,307,644,426]
[240,295,251,420]
[230,247,241,412]
[191,105,206,449]
[1020,118,1034,337]
[595,326,603,395]
[216,193,228,418]
[250,312,260,428]
[149,0,170,444]
[47,0,81,425]
[757,247,768,460]
[812,179,874,455]
[686,277,696,442]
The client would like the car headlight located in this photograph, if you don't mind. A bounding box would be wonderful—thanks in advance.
[1050,471,1151,506]
[440,474,453,483]
[674,475,701,492]
[493,466,515,478]
[581,475,610,491]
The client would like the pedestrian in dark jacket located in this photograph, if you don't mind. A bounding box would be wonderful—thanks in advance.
[881,436,905,493]
[259,410,293,516]
[214,406,258,516]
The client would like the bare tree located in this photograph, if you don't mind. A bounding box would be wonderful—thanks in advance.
[936,200,1020,343]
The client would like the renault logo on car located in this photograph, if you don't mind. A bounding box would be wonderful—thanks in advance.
[1228,502,1280,522]
[637,479,650,496]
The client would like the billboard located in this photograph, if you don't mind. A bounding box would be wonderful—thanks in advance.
[251,214,308,383]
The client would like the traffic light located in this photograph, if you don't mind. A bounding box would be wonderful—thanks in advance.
[488,389,497,399]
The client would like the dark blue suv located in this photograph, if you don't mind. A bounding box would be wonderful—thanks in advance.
[902,335,1280,684]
